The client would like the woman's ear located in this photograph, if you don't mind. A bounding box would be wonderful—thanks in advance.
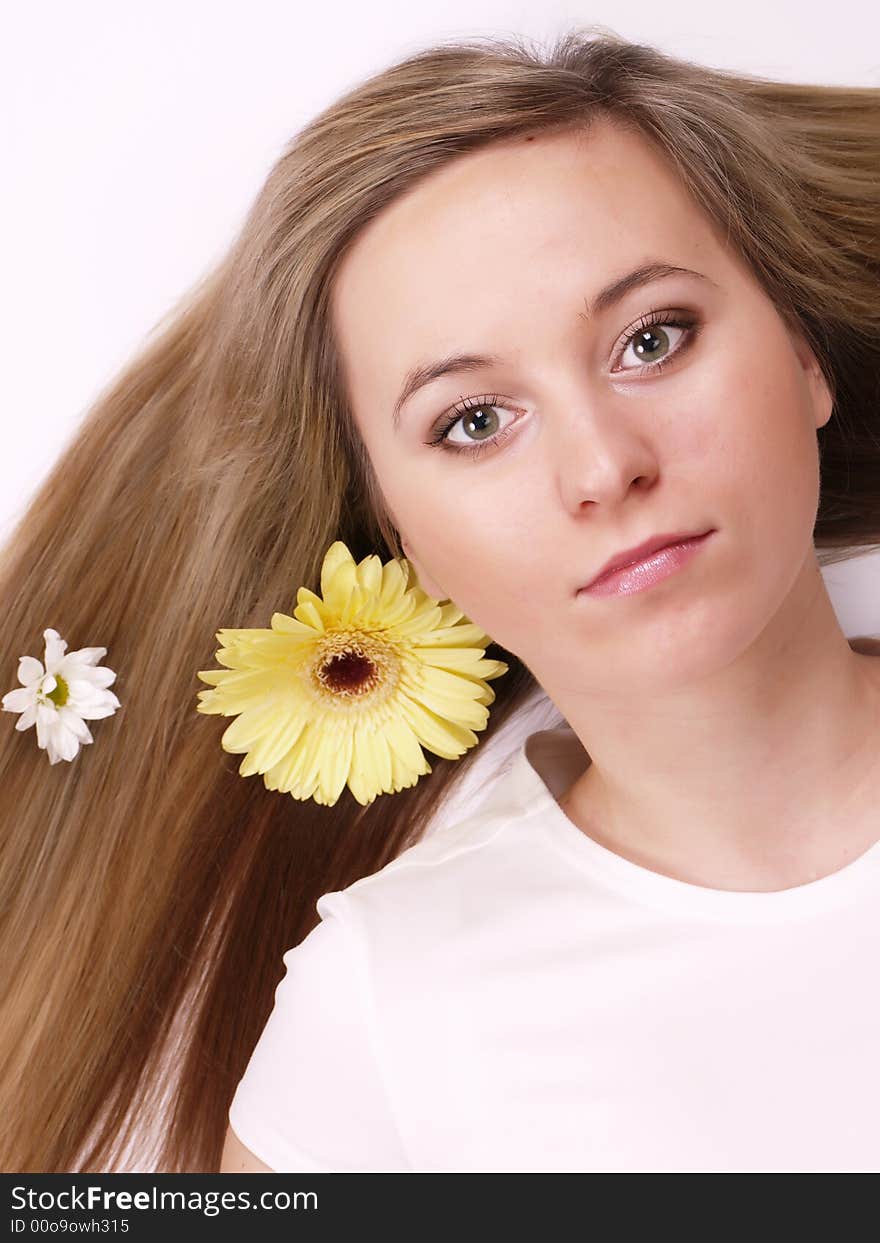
[791,329,834,432]
[399,536,448,602]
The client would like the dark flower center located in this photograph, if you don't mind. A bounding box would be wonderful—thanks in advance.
[321,649,377,695]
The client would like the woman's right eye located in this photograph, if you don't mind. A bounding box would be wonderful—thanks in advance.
[427,394,520,458]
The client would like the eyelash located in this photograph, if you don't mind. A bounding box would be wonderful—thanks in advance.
[426,307,701,459]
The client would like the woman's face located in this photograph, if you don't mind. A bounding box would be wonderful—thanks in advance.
[331,119,832,695]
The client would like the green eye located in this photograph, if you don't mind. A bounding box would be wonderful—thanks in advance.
[614,310,699,375]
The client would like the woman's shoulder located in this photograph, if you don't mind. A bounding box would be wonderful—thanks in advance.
[313,694,571,944]
[330,780,522,906]
[314,749,545,940]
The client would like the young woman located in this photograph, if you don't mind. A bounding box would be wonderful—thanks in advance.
[2,29,878,1174]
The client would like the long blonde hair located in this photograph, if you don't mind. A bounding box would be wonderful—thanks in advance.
[1,27,878,1172]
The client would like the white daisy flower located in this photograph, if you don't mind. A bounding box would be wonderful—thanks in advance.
[2,627,121,764]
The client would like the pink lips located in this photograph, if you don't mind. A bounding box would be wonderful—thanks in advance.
[578,530,715,598]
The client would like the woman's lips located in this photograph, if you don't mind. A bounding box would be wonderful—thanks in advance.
[577,530,715,598]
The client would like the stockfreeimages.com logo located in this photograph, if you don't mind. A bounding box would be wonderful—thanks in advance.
[10,1184,315,1218]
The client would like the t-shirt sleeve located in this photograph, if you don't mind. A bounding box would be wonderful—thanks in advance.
[227,892,411,1172]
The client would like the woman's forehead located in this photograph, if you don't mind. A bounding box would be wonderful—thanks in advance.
[333,123,713,325]
[331,123,725,411]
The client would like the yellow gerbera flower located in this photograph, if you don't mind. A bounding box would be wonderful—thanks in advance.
[195,541,509,806]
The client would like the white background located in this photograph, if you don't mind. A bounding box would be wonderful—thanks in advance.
[3,0,879,630]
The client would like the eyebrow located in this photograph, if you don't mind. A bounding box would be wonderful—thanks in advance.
[391,261,714,428]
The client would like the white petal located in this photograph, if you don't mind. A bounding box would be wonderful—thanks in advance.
[35,702,58,751]
[54,720,85,761]
[64,645,107,668]
[59,651,106,681]
[88,665,117,688]
[15,703,37,731]
[75,691,121,721]
[66,678,104,703]
[58,706,93,745]
[65,682,102,708]
[68,665,117,691]
[42,713,78,763]
[43,629,68,673]
[17,655,44,687]
[41,674,58,695]
[2,686,37,713]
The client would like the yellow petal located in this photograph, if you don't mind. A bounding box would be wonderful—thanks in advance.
[393,601,445,637]
[348,726,385,804]
[320,541,357,600]
[238,709,307,775]
[364,726,393,793]
[398,696,478,759]
[355,553,383,597]
[414,687,490,730]
[221,701,287,752]
[271,611,318,637]
[319,727,355,805]
[383,714,429,773]
[293,720,329,791]
[414,622,492,648]
[321,557,358,616]
[293,598,326,631]
[379,559,408,609]
[418,665,491,701]
[196,669,231,686]
[263,735,308,794]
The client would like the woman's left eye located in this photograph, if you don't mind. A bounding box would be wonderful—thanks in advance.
[613,311,698,374]
[426,309,700,458]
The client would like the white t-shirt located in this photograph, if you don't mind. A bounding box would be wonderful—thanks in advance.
[228,720,880,1174]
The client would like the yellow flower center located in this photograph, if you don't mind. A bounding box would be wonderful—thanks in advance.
[46,675,69,708]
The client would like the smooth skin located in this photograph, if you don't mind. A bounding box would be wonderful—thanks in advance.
[330,117,880,894]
